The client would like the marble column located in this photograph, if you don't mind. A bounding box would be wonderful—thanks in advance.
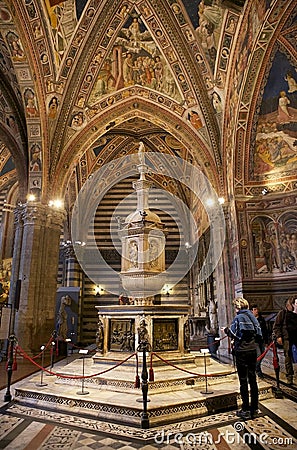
[12,203,65,352]
[64,243,81,287]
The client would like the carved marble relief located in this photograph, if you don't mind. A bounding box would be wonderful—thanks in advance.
[110,319,135,352]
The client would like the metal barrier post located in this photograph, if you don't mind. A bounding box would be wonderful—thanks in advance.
[4,334,16,402]
[36,345,47,387]
[200,349,213,394]
[137,339,150,429]
[77,349,89,395]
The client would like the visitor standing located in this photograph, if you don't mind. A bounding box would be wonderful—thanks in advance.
[273,297,297,385]
[222,297,262,420]
[251,304,268,378]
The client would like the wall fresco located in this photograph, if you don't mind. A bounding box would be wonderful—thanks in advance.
[253,50,297,180]
[251,211,297,275]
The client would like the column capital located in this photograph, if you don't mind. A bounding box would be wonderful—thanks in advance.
[17,203,65,228]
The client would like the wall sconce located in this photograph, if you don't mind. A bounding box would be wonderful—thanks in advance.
[95,285,104,296]
[27,193,36,202]
[163,285,172,296]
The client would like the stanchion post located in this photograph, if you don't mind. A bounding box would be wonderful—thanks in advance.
[65,338,71,363]
[272,340,283,399]
[36,345,47,387]
[77,349,89,395]
[4,334,16,402]
[50,341,55,370]
[70,332,75,354]
[137,339,150,429]
[49,329,57,372]
[200,348,213,395]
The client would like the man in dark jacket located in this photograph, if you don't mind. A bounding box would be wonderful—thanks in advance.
[251,304,268,378]
[222,297,262,420]
[273,297,297,385]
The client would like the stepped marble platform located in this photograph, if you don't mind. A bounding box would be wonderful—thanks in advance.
[12,352,274,428]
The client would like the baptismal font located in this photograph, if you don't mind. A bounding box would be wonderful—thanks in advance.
[119,141,166,306]
[95,143,190,356]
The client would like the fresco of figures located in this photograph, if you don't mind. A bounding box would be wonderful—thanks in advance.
[251,212,297,275]
[89,11,182,104]
[253,51,297,180]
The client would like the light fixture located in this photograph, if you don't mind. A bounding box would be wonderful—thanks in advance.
[27,193,36,202]
[218,197,225,204]
[95,285,104,296]
[262,187,269,195]
[206,198,215,207]
[74,240,86,246]
[49,199,63,209]
[163,285,172,296]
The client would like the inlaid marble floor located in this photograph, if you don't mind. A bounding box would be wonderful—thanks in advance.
[0,396,296,449]
[1,353,297,450]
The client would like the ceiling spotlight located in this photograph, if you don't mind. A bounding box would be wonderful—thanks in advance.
[49,199,63,208]
[206,198,215,207]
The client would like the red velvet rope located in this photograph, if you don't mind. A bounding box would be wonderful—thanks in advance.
[149,336,275,378]
[10,334,277,383]
[150,351,237,377]
[16,345,138,380]
[257,341,274,362]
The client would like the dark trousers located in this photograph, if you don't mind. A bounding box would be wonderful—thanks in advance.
[235,350,258,412]
[256,342,265,374]
[283,339,294,379]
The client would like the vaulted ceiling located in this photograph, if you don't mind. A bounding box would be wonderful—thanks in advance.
[0,0,296,207]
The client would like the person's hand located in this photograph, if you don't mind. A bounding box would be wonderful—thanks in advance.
[276,337,283,345]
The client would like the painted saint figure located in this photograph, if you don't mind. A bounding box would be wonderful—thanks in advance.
[278,91,292,122]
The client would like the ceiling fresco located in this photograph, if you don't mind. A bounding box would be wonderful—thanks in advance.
[0,0,296,205]
[88,10,183,105]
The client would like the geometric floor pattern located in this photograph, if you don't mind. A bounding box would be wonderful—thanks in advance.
[1,398,297,449]
[0,353,297,450]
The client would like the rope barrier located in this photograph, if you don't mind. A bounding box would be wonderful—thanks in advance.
[150,351,238,378]
[16,344,138,380]
[31,336,53,360]
[257,341,274,362]
[7,332,279,385]
[149,337,275,379]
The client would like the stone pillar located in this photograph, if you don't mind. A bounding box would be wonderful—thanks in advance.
[8,208,24,335]
[64,243,81,287]
[13,203,65,352]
